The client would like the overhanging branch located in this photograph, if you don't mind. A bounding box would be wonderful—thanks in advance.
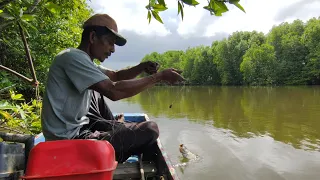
[0,65,33,83]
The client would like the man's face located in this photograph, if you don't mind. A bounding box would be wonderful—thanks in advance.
[89,31,116,62]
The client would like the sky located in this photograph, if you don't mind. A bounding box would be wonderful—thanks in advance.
[86,0,320,70]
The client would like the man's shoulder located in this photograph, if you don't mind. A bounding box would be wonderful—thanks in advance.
[56,48,90,60]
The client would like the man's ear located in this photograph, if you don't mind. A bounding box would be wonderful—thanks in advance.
[89,31,97,44]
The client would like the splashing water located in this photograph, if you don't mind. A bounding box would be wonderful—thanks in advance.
[173,144,201,168]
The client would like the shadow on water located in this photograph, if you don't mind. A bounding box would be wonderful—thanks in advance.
[123,86,320,151]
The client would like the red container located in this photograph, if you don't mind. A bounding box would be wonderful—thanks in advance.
[21,139,118,180]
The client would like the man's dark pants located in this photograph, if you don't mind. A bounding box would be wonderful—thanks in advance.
[75,91,159,163]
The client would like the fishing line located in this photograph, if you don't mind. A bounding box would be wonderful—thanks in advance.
[169,80,186,109]
[145,67,187,109]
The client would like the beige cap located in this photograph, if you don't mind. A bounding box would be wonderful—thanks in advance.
[83,14,127,46]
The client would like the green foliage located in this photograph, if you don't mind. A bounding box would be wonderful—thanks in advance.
[0,0,93,100]
[146,0,246,24]
[302,17,320,84]
[140,16,320,86]
[0,0,92,134]
[0,90,42,135]
[240,44,277,85]
[267,20,309,85]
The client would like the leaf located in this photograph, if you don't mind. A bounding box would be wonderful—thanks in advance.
[152,4,168,11]
[32,99,37,106]
[151,10,163,24]
[11,93,24,101]
[44,2,61,14]
[0,10,3,14]
[147,10,151,24]
[0,20,14,30]
[0,12,15,20]
[203,6,211,11]
[229,1,245,13]
[182,0,199,6]
[178,1,184,20]
[21,14,35,21]
[19,109,26,120]
[0,103,17,110]
[207,1,227,16]
[0,110,12,120]
[158,0,166,6]
[215,1,228,12]
[21,19,38,31]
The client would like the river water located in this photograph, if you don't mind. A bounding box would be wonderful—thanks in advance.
[105,86,320,180]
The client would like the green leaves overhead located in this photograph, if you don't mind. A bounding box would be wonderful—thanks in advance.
[203,0,232,16]
[151,10,163,24]
[181,0,199,6]
[152,4,168,11]
[146,0,246,23]
[158,0,166,6]
[146,0,168,24]
[229,0,246,13]
[147,10,151,23]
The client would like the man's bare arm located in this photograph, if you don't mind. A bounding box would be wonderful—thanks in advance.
[89,69,184,101]
[98,61,158,81]
[97,64,144,81]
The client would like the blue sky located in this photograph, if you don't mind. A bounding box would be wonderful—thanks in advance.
[86,0,320,70]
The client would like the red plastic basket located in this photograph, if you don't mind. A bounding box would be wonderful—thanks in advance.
[21,139,118,180]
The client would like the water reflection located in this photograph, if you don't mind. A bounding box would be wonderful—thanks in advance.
[124,86,320,151]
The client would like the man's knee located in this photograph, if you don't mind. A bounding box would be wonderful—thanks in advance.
[143,121,159,141]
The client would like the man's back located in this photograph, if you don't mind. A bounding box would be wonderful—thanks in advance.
[41,48,108,141]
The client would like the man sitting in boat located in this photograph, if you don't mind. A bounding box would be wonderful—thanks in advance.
[40,13,185,163]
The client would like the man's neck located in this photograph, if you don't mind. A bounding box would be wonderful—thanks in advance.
[77,43,94,61]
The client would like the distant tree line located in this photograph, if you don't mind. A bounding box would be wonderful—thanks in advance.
[141,17,320,86]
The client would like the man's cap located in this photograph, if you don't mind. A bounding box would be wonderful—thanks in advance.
[83,14,127,46]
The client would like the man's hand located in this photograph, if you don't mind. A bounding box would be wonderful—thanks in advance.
[141,61,160,75]
[157,68,185,84]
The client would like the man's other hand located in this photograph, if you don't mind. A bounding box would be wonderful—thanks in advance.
[158,68,185,85]
[141,61,160,74]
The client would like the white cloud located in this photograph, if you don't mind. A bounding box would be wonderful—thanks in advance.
[204,0,320,36]
[87,0,320,38]
[171,0,208,36]
[87,0,171,37]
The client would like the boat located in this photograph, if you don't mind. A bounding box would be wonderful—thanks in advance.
[0,113,180,180]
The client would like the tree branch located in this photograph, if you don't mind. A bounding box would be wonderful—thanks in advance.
[0,65,33,83]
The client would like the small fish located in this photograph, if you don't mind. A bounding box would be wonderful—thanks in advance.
[179,144,197,160]
[169,104,172,108]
